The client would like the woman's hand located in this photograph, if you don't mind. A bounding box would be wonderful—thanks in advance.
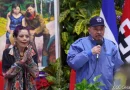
[19,45,32,65]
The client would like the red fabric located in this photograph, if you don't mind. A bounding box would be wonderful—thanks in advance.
[120,0,130,23]
[119,0,130,62]
[0,61,2,75]
[69,69,76,90]
[29,13,35,20]
[0,61,4,90]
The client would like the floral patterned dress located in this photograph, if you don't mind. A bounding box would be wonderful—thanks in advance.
[2,46,39,90]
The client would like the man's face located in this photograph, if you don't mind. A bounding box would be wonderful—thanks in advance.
[88,26,105,40]
[26,6,35,15]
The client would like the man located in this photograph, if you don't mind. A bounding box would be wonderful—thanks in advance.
[67,16,124,90]
[25,4,50,66]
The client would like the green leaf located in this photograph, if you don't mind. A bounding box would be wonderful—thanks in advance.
[83,24,88,35]
[66,42,71,50]
[74,19,85,35]
[43,66,55,75]
[94,82,105,87]
[46,75,56,83]
[79,8,87,19]
[93,75,102,82]
[66,23,74,33]
[61,32,69,42]
[75,79,88,90]
[60,39,67,48]
[59,9,70,23]
[65,50,69,54]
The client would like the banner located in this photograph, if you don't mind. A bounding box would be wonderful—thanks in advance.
[119,0,130,63]
[0,0,60,67]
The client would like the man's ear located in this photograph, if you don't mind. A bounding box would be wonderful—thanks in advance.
[88,27,90,31]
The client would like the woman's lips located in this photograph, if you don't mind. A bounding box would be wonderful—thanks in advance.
[21,42,28,44]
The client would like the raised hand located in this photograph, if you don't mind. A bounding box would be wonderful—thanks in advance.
[21,44,32,63]
[91,45,101,55]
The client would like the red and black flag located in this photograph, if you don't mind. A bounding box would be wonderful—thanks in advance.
[119,0,130,63]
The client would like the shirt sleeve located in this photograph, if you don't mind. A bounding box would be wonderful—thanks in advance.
[25,59,39,78]
[113,46,124,73]
[2,49,22,79]
[67,39,92,70]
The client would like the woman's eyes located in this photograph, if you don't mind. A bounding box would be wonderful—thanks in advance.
[19,35,29,38]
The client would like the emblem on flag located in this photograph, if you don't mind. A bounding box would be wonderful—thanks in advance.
[119,0,130,63]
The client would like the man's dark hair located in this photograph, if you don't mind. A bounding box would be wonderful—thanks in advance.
[26,3,35,9]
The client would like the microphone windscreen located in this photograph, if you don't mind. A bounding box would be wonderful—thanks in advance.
[96,40,103,46]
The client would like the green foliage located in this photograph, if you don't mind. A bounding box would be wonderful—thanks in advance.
[59,0,101,54]
[43,58,70,90]
[0,0,52,18]
[59,0,124,58]
[75,75,105,90]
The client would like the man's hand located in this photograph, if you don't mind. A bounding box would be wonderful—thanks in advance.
[91,45,101,55]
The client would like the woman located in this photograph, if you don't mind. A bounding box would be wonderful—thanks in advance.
[2,25,39,90]
[6,3,25,49]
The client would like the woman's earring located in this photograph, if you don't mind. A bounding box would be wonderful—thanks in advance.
[14,41,16,46]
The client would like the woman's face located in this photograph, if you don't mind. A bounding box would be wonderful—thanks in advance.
[15,30,30,48]
[13,6,20,14]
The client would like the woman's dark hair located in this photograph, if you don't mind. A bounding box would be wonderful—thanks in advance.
[13,25,30,37]
[11,3,21,15]
[26,3,35,9]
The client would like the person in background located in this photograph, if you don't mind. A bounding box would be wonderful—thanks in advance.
[6,3,25,49]
[2,25,39,90]
[67,16,124,90]
[112,63,130,90]
[24,4,50,66]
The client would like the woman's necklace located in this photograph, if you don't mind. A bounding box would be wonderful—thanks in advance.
[20,52,24,59]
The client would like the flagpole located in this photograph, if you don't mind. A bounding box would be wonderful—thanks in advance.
[54,0,61,59]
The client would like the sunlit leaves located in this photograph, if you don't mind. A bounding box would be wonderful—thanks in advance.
[0,17,6,36]
[74,19,85,35]
[59,9,70,23]
[75,75,104,90]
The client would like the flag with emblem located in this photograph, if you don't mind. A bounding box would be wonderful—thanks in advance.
[119,0,130,63]
[100,0,118,46]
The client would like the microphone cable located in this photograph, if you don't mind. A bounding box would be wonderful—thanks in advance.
[87,57,98,81]
[87,40,103,81]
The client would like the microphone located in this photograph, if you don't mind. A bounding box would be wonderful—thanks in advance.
[96,40,103,59]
